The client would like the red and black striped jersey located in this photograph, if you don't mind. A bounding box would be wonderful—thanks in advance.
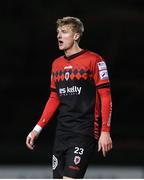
[50,49,111,138]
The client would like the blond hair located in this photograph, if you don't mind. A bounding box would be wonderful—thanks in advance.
[56,16,84,38]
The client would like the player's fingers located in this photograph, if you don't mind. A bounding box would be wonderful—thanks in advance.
[110,143,113,150]
[27,141,34,150]
[26,134,34,150]
[30,138,34,146]
[98,141,101,152]
[103,142,112,156]
[26,136,31,149]
[101,144,107,157]
[102,149,106,157]
[106,140,112,152]
[26,135,30,145]
[106,143,111,152]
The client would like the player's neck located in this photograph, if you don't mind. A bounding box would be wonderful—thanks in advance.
[64,44,82,57]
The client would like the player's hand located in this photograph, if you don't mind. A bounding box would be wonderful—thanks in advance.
[98,131,112,157]
[26,130,39,150]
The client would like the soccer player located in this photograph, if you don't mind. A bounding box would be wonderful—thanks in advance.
[26,16,113,179]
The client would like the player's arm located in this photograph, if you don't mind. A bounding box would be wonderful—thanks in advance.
[97,86,112,157]
[93,57,113,156]
[26,90,60,150]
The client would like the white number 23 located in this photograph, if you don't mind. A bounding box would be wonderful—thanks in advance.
[74,147,84,155]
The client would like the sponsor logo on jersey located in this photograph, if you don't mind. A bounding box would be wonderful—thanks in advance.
[99,70,109,80]
[97,61,107,70]
[74,156,81,165]
[52,155,58,170]
[64,65,73,69]
[59,86,82,96]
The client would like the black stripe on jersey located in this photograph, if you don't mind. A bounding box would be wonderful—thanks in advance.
[96,83,110,89]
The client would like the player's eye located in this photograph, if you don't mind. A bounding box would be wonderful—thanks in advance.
[62,30,68,33]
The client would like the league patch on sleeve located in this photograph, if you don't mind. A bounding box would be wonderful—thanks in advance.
[99,70,109,80]
[97,61,107,70]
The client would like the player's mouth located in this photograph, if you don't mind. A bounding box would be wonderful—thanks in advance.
[58,40,64,46]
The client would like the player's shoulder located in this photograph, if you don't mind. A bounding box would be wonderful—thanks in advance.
[52,55,64,66]
[86,50,103,62]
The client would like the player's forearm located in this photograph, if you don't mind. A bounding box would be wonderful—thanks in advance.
[97,87,112,132]
[35,91,60,133]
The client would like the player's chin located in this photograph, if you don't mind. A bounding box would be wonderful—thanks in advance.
[58,46,65,50]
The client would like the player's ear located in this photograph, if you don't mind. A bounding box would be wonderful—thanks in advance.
[74,33,80,41]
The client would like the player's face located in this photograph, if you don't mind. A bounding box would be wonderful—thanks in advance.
[57,25,79,51]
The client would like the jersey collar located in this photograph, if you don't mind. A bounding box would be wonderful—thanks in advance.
[64,49,87,60]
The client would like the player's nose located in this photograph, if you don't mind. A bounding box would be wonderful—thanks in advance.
[57,32,62,39]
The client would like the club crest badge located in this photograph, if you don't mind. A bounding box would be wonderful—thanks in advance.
[74,156,81,165]
[65,72,70,81]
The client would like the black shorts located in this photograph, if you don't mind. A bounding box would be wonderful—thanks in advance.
[52,134,96,179]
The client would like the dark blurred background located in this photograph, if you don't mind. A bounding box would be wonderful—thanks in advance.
[0,0,144,168]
